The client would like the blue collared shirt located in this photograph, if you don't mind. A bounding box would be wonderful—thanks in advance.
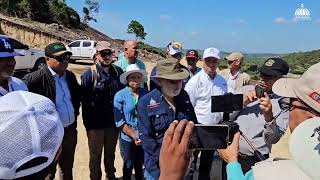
[113,86,148,142]
[227,162,254,180]
[137,88,197,179]
[0,77,28,97]
[48,67,75,127]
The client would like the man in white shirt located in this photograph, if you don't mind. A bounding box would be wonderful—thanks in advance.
[219,52,250,93]
[0,36,28,97]
[185,47,227,180]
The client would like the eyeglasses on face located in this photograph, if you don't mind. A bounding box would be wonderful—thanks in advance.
[278,97,318,115]
[54,54,71,62]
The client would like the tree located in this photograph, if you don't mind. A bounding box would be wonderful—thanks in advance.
[82,0,100,24]
[127,20,147,41]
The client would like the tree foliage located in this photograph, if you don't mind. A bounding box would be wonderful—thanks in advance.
[127,20,147,41]
[82,0,100,24]
[0,0,80,28]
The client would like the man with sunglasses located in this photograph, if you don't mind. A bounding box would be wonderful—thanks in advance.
[114,40,147,88]
[220,58,290,179]
[81,41,124,180]
[218,62,320,180]
[220,52,251,93]
[23,42,81,180]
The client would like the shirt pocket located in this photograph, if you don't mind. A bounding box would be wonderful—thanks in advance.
[147,107,170,134]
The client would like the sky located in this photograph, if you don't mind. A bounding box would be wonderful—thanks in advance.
[67,0,320,53]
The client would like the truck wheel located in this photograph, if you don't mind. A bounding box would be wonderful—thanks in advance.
[32,58,46,71]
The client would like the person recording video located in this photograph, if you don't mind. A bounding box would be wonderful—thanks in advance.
[222,58,290,177]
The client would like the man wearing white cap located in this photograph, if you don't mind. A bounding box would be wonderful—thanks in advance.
[0,91,64,180]
[81,41,124,180]
[185,47,227,180]
[218,62,320,180]
[220,52,250,93]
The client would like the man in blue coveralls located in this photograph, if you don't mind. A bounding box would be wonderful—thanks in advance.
[138,58,198,180]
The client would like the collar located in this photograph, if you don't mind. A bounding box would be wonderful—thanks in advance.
[48,67,65,78]
[229,70,240,80]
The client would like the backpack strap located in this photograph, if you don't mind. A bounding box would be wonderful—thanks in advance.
[90,64,98,91]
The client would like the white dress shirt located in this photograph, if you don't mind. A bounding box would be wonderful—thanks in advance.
[227,70,240,93]
[185,70,227,124]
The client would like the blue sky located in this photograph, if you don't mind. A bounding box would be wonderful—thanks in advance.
[67,0,320,53]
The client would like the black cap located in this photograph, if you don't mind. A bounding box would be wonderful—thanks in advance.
[45,42,72,57]
[186,49,199,59]
[259,58,289,77]
[0,36,23,58]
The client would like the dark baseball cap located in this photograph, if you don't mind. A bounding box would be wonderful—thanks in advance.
[259,58,289,77]
[0,36,23,58]
[45,42,72,57]
[186,49,199,59]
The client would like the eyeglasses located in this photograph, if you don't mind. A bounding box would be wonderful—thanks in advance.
[227,61,235,65]
[55,54,70,62]
[278,97,318,114]
[99,50,113,57]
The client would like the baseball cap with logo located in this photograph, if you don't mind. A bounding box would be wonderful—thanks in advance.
[45,42,72,58]
[151,58,189,80]
[273,62,320,114]
[0,91,64,179]
[203,47,220,59]
[186,49,199,59]
[166,41,183,56]
[0,36,23,58]
[224,52,243,62]
[259,58,289,77]
[96,41,113,52]
[289,117,320,180]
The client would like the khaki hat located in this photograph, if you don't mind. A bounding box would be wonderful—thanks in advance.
[272,62,320,113]
[224,52,243,61]
[151,58,189,80]
[96,41,112,52]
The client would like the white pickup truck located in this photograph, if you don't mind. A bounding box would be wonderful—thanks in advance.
[66,40,97,61]
[1,35,47,72]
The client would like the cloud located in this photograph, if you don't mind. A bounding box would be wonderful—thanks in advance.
[191,31,200,36]
[274,17,289,24]
[225,19,245,24]
[159,15,172,20]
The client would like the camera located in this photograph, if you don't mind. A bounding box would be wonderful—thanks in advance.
[191,94,242,150]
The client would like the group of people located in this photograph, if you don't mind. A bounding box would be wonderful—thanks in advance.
[0,34,319,180]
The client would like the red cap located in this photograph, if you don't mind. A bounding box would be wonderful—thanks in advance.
[186,49,199,59]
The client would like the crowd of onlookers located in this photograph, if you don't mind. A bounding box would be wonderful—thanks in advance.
[0,35,319,180]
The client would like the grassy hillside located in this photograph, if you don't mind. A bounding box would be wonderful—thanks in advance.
[283,49,320,74]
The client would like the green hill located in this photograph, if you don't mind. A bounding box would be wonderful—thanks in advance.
[282,49,320,74]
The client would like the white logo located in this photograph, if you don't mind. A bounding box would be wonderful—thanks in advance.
[149,98,157,106]
[2,39,11,49]
[294,4,311,21]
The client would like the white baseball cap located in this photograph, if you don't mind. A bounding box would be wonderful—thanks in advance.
[203,47,220,59]
[0,91,64,179]
[120,64,147,85]
[166,41,183,56]
[290,117,320,180]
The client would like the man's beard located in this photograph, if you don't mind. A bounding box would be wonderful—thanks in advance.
[0,71,13,78]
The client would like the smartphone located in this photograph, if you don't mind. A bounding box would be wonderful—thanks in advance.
[211,94,243,113]
[255,85,265,98]
[190,124,229,150]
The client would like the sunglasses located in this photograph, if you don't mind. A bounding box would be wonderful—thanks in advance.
[54,54,70,62]
[227,61,235,64]
[278,97,319,115]
[99,50,113,57]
